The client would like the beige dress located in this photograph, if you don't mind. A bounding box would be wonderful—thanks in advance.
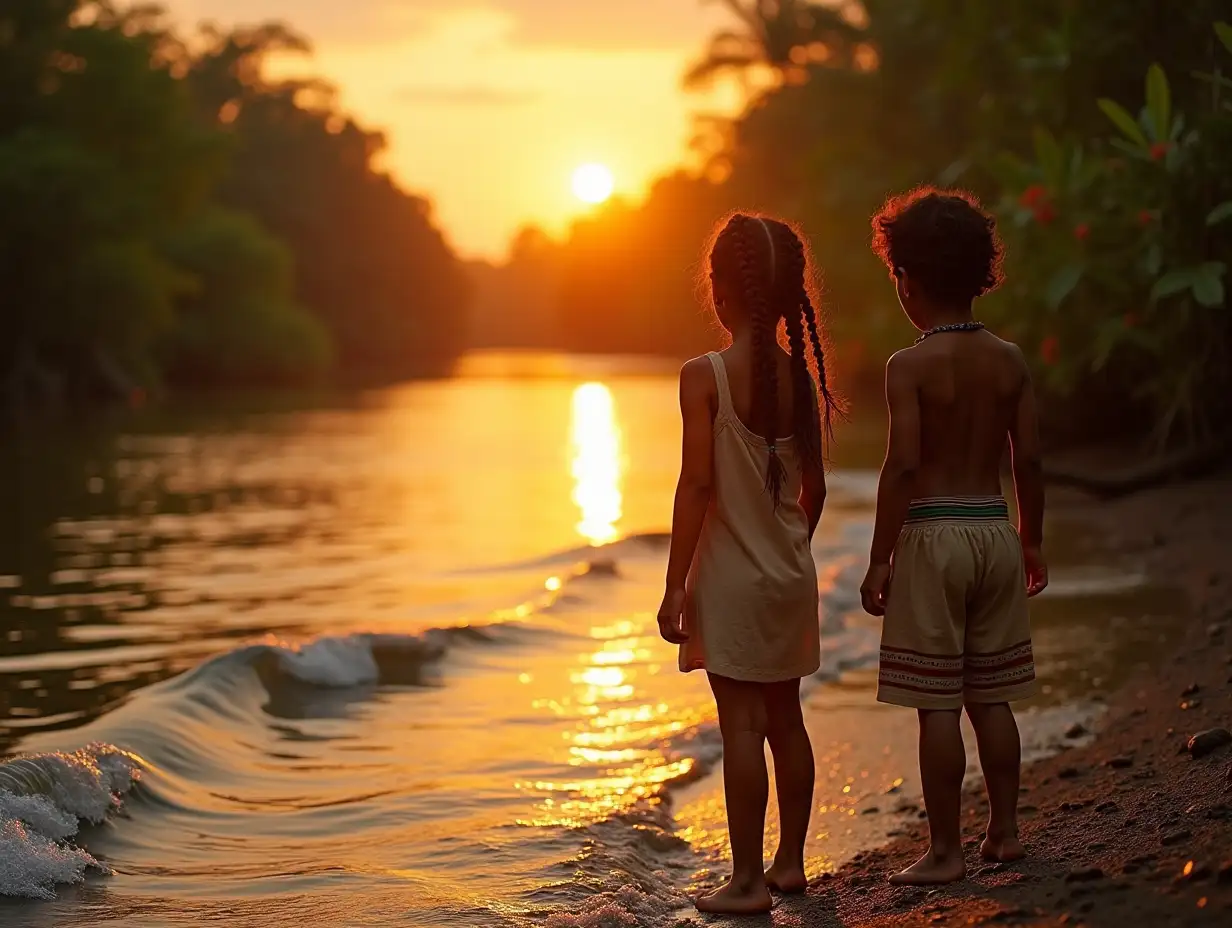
[679,352,821,682]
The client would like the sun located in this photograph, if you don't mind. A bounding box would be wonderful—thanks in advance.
[571,163,614,205]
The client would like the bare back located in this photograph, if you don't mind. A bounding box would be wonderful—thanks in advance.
[903,330,1028,498]
[717,344,797,442]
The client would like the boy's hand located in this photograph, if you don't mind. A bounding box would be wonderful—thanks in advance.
[860,563,892,616]
[656,588,689,644]
[1024,546,1048,597]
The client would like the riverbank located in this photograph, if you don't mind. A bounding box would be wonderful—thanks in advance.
[782,471,1232,926]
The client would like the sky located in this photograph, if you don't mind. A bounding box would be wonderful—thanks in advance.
[162,0,738,259]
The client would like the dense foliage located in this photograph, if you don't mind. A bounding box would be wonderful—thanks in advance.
[473,0,1232,447]
[1,1,468,410]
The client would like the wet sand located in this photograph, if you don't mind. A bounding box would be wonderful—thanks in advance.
[684,471,1232,927]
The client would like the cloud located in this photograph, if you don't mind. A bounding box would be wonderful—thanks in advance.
[393,85,541,106]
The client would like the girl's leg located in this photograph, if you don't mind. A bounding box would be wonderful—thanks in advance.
[696,672,773,915]
[763,678,813,892]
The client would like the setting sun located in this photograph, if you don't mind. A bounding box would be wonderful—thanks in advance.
[571,163,615,205]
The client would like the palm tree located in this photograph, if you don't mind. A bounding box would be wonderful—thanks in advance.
[684,0,867,90]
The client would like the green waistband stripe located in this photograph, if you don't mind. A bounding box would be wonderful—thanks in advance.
[905,497,1009,523]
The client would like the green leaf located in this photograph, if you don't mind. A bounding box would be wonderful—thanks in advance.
[1045,263,1083,309]
[1109,137,1149,160]
[1193,69,1232,97]
[1033,127,1063,183]
[1216,21,1232,55]
[1144,243,1162,276]
[1192,262,1227,307]
[1098,98,1147,147]
[1206,201,1232,226]
[1151,269,1195,301]
[1146,64,1171,142]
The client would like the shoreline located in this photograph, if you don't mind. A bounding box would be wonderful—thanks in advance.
[777,472,1232,926]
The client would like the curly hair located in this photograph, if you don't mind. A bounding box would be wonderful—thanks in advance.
[871,187,1004,305]
[708,213,840,507]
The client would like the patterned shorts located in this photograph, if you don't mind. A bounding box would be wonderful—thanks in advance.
[877,497,1036,710]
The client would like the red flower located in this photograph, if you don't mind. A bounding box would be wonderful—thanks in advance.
[1040,335,1060,366]
[1137,209,1155,226]
[1019,184,1048,208]
[1149,141,1173,161]
[1033,202,1057,224]
[1073,223,1090,241]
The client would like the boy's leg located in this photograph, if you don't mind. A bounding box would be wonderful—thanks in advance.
[966,702,1025,862]
[964,520,1036,863]
[763,678,813,893]
[890,708,968,885]
[698,672,773,915]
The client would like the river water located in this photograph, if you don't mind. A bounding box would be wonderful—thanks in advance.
[0,352,1182,926]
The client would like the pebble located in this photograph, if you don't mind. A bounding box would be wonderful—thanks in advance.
[1187,728,1232,759]
[1065,723,1088,739]
[1095,800,1118,813]
[1161,829,1193,846]
[1181,682,1202,697]
[1180,698,1202,710]
[1104,756,1134,769]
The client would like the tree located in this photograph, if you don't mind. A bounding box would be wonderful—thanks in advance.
[684,0,866,90]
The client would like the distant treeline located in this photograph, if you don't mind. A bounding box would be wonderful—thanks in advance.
[2,1,468,411]
[471,0,1232,448]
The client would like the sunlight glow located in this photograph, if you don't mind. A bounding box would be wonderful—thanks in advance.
[569,383,623,545]
[571,163,615,204]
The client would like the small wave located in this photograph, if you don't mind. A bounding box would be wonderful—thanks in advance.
[0,744,141,899]
[456,532,670,576]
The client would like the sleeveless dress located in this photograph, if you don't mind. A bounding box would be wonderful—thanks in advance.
[678,352,822,682]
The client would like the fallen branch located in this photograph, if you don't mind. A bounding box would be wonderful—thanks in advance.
[1043,439,1232,499]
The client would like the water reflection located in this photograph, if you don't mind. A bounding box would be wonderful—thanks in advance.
[569,383,623,545]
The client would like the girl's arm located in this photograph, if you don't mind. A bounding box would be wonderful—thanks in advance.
[657,358,716,643]
[800,461,827,541]
[800,387,828,540]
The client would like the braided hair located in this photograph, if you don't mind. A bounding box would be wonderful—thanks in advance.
[708,213,841,507]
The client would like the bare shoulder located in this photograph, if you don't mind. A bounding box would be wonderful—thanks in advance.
[986,333,1031,381]
[679,354,717,398]
[885,345,925,381]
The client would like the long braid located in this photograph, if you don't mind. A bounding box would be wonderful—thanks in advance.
[770,221,824,477]
[729,215,787,505]
[776,223,840,451]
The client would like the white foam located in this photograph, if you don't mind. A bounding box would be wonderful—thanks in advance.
[542,882,692,928]
[0,744,140,899]
[273,635,380,687]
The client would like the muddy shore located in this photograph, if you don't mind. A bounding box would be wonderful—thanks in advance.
[714,471,1232,926]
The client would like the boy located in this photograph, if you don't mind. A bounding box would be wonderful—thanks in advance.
[860,188,1048,886]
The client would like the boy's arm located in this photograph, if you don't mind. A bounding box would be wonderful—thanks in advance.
[658,358,716,642]
[1008,348,1048,595]
[861,351,920,616]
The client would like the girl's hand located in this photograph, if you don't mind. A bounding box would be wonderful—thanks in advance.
[860,562,891,617]
[656,588,689,644]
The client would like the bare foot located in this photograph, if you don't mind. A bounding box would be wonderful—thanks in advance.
[765,859,807,894]
[981,832,1025,863]
[888,847,967,886]
[695,876,773,915]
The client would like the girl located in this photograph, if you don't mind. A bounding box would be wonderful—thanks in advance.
[657,213,838,914]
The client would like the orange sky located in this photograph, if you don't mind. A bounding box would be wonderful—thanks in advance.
[163,0,738,260]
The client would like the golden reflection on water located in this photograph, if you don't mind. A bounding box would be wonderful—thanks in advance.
[569,383,623,545]
[515,613,711,829]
